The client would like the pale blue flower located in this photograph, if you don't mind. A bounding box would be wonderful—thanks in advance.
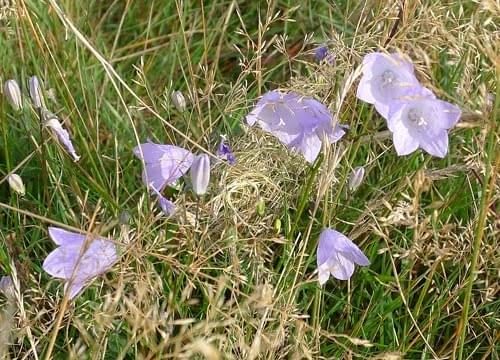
[246,91,345,163]
[133,141,193,191]
[43,227,117,299]
[387,87,461,157]
[356,52,421,118]
[317,229,370,284]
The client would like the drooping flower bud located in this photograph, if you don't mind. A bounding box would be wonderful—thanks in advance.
[348,166,365,191]
[45,117,81,162]
[171,90,187,112]
[28,75,44,108]
[190,154,210,195]
[273,218,282,233]
[0,275,15,300]
[7,173,25,196]
[4,79,22,111]
[256,197,266,216]
[119,211,131,225]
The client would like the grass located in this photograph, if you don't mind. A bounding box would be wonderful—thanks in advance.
[0,0,498,359]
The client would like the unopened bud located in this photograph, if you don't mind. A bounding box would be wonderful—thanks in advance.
[190,154,211,195]
[7,173,25,196]
[485,93,494,111]
[119,211,131,225]
[28,75,44,108]
[273,218,282,233]
[4,79,22,110]
[0,276,15,299]
[348,166,365,191]
[256,197,266,216]
[171,90,187,112]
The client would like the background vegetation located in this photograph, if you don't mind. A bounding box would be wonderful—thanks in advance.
[0,0,498,358]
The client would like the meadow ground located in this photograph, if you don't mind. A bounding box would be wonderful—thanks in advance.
[0,1,498,359]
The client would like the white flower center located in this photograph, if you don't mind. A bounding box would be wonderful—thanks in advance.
[407,108,427,127]
[381,69,397,87]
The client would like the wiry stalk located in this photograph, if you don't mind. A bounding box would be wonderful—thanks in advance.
[455,86,498,359]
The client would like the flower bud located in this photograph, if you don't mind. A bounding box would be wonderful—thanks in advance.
[273,218,282,233]
[348,166,365,191]
[4,79,22,110]
[45,118,81,162]
[28,75,44,108]
[190,154,210,195]
[7,173,25,196]
[485,93,494,112]
[119,210,131,225]
[256,197,266,216]
[171,90,187,112]
[0,275,15,300]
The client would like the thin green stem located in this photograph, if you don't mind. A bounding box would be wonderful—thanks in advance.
[1,111,11,172]
[456,88,498,359]
[37,107,49,208]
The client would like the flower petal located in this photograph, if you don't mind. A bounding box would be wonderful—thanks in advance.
[325,229,370,266]
[357,52,421,119]
[133,142,173,163]
[246,91,345,162]
[43,244,82,279]
[142,162,170,192]
[46,119,80,161]
[356,77,377,104]
[160,149,194,185]
[330,254,355,280]
[43,229,117,299]
[289,133,322,163]
[418,131,449,158]
[391,121,419,156]
[48,227,86,246]
[437,100,461,129]
[318,264,330,285]
[134,142,193,190]
[64,279,85,299]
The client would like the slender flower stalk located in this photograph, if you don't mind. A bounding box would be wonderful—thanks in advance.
[456,90,498,360]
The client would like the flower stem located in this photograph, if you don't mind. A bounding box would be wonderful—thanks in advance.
[37,108,49,208]
[44,293,70,360]
[455,93,498,359]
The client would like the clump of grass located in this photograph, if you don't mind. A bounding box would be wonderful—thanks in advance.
[0,1,498,359]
